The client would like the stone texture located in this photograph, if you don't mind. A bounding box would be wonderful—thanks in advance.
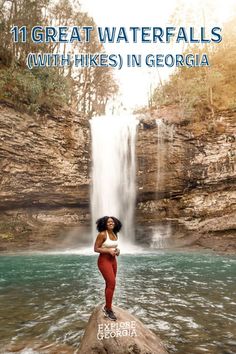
[136,108,236,251]
[0,103,91,250]
[0,102,235,252]
[78,305,168,354]
[1,340,77,353]
[0,104,90,208]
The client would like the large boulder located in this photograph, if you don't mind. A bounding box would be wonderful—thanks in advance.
[79,305,168,354]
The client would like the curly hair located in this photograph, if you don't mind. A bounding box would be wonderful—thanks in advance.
[96,216,122,235]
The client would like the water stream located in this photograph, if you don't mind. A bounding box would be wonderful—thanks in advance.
[0,252,235,354]
[90,114,138,244]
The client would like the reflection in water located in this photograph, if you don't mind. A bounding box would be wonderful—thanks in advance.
[0,252,235,353]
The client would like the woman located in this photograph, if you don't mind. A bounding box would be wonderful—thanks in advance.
[94,216,122,321]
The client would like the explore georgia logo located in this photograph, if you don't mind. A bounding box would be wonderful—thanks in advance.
[97,321,137,340]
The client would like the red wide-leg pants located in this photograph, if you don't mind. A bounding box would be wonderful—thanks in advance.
[98,254,117,310]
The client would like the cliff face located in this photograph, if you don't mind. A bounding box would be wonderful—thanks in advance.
[136,109,236,252]
[0,104,91,250]
[0,103,235,252]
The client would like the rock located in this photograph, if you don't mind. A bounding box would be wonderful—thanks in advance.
[0,105,90,210]
[78,305,168,354]
[0,102,235,252]
[0,104,91,249]
[136,109,236,251]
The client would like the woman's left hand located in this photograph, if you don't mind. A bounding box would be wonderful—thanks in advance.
[115,248,120,256]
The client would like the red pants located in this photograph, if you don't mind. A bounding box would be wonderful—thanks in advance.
[98,254,117,310]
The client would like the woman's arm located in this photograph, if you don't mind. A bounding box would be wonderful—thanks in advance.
[94,232,116,256]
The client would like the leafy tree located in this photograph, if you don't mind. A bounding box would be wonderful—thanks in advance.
[151,11,236,120]
[0,0,118,116]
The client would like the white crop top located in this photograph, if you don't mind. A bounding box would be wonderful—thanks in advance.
[102,231,118,249]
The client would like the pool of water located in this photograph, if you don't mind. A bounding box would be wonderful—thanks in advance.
[0,251,235,353]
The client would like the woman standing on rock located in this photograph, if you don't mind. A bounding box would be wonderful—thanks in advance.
[94,216,121,321]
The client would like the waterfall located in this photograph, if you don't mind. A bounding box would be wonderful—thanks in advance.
[155,118,175,193]
[153,119,175,248]
[156,118,165,192]
[90,115,138,245]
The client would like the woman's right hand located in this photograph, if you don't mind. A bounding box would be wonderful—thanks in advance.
[109,248,117,257]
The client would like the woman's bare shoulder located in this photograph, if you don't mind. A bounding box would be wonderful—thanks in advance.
[97,231,106,239]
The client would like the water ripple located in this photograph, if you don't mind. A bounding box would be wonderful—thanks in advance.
[0,251,235,354]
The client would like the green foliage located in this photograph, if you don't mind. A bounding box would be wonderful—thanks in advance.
[0,0,118,116]
[0,66,69,113]
[151,17,236,120]
[32,67,70,109]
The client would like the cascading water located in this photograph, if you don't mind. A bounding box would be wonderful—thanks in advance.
[155,118,165,192]
[152,119,175,249]
[90,115,138,247]
[155,118,175,191]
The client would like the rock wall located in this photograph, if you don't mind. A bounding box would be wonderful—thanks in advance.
[136,109,236,252]
[0,103,91,250]
[0,103,235,252]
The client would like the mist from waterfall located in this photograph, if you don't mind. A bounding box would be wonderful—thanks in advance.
[90,115,138,247]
